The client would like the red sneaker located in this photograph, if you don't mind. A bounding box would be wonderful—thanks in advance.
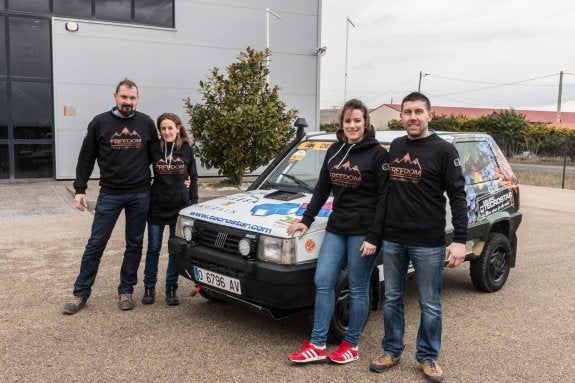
[328,340,359,364]
[288,340,327,363]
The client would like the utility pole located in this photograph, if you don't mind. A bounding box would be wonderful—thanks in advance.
[344,16,356,104]
[556,70,563,123]
[265,8,282,83]
[418,71,429,92]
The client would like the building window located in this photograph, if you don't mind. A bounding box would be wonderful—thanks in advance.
[7,0,50,13]
[135,0,173,28]
[0,17,6,76]
[0,145,9,179]
[11,82,53,133]
[53,0,93,18]
[15,143,53,178]
[0,80,7,139]
[51,0,175,28]
[95,0,132,24]
[9,17,51,79]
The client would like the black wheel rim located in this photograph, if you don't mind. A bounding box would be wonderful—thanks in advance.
[489,245,508,283]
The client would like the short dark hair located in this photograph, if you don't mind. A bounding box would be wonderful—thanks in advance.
[115,79,138,95]
[337,98,373,142]
[401,92,431,111]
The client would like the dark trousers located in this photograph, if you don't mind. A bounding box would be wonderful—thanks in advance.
[73,191,150,299]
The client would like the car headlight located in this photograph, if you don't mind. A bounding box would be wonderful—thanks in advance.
[175,215,195,241]
[238,238,253,257]
[183,226,194,242]
[257,236,296,264]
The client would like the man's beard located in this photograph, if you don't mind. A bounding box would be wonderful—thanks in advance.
[118,105,134,117]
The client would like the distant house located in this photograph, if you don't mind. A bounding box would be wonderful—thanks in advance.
[320,108,340,124]
[369,104,575,130]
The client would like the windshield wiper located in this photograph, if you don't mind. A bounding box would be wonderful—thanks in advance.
[281,173,314,193]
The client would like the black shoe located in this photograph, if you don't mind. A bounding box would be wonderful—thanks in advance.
[166,289,179,306]
[142,288,155,305]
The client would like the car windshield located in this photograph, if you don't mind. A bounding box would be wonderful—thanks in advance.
[263,140,336,192]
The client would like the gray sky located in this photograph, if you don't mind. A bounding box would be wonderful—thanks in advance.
[320,0,575,113]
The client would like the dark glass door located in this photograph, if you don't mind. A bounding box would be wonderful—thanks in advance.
[0,14,53,179]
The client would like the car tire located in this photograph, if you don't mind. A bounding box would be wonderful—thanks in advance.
[328,270,372,343]
[470,233,512,292]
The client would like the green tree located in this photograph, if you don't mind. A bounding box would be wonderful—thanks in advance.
[429,114,459,131]
[477,110,529,157]
[387,119,403,130]
[185,47,297,186]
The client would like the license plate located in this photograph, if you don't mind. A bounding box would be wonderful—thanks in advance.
[193,266,242,295]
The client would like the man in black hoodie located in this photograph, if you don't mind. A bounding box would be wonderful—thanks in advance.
[370,92,467,383]
[63,79,158,314]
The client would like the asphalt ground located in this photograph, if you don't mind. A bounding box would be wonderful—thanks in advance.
[0,181,573,383]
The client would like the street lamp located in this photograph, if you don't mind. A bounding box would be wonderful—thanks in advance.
[266,8,282,82]
[344,16,356,104]
[418,71,430,92]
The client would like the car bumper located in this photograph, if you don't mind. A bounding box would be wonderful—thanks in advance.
[168,237,317,310]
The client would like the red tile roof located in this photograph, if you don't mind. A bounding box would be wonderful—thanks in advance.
[383,104,575,123]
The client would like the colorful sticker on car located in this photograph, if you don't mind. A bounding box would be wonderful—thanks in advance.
[251,202,300,217]
[297,141,334,150]
[289,150,307,163]
[304,239,316,253]
[189,211,272,234]
[475,187,514,219]
[296,202,333,217]
[457,138,518,223]
[223,193,265,204]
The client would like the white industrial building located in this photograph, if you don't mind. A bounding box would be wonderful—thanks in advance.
[0,0,322,179]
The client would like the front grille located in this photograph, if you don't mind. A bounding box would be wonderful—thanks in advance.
[195,220,257,256]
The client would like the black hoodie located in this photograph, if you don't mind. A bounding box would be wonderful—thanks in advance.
[300,133,389,246]
[73,110,158,194]
[148,141,199,225]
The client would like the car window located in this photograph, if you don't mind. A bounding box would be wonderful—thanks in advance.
[265,140,334,190]
[456,140,500,185]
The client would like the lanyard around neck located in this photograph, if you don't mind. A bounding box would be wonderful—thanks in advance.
[164,142,175,169]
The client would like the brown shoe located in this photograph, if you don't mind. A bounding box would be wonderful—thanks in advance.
[63,296,86,315]
[369,352,400,372]
[421,359,444,382]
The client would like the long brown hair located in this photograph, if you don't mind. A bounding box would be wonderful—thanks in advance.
[156,112,192,150]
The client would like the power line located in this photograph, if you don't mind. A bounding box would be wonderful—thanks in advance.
[435,73,561,97]
[430,73,559,86]
[364,74,419,103]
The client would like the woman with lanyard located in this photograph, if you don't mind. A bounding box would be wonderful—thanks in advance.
[142,112,198,306]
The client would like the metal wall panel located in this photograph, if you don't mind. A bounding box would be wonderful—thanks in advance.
[52,0,321,178]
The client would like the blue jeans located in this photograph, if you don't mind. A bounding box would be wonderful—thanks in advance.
[143,223,179,290]
[381,240,445,362]
[72,191,150,299]
[310,232,378,347]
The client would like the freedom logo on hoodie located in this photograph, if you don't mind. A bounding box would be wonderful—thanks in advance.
[330,160,362,188]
